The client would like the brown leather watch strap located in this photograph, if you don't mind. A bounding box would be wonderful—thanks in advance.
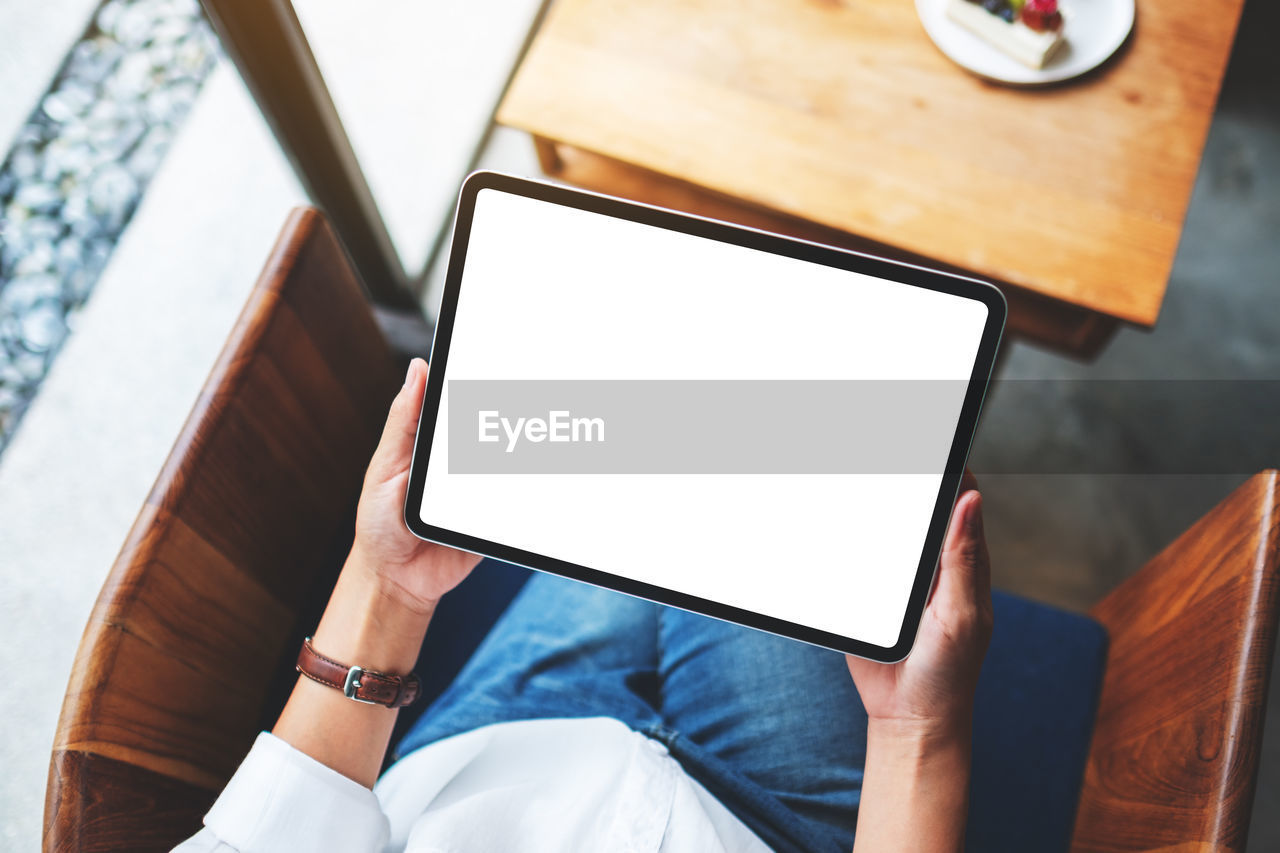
[296,637,422,708]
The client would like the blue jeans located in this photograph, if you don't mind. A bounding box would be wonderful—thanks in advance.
[395,573,868,853]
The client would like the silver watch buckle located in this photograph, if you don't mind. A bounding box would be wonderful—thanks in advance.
[342,665,376,704]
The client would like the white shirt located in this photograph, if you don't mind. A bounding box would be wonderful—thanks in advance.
[174,717,771,853]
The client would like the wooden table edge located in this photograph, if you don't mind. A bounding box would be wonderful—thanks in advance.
[513,133,1128,358]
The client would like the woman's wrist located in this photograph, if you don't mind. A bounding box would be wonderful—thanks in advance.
[866,712,973,750]
[310,547,435,675]
[865,714,973,788]
[854,715,973,853]
[273,546,432,788]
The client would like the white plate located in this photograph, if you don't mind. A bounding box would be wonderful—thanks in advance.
[916,0,1135,86]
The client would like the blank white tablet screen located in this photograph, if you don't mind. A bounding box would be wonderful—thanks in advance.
[419,188,990,649]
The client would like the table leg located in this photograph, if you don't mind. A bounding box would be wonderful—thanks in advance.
[533,136,565,176]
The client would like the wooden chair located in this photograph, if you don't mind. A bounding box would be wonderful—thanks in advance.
[44,208,401,851]
[1071,469,1279,852]
[43,209,1280,851]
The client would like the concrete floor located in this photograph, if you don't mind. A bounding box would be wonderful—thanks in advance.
[1,0,1277,850]
[0,0,102,155]
[969,1,1280,847]
[975,0,1280,612]
[291,0,546,276]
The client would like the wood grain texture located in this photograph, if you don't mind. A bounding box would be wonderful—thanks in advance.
[44,751,216,853]
[1072,471,1280,852]
[44,208,401,852]
[499,0,1245,328]
[537,139,1119,356]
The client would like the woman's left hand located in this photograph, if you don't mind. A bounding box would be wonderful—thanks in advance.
[350,358,483,616]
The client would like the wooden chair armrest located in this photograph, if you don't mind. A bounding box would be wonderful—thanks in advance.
[44,208,400,852]
[1071,471,1280,853]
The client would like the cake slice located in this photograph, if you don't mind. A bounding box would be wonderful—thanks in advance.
[945,0,1066,70]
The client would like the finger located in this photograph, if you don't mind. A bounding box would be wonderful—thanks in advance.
[367,358,427,482]
[935,490,991,608]
[960,468,979,494]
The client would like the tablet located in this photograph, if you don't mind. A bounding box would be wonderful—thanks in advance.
[405,172,1005,662]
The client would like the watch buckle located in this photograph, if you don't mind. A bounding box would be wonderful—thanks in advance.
[342,665,377,704]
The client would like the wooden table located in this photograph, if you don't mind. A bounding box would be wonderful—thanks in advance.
[497,0,1244,356]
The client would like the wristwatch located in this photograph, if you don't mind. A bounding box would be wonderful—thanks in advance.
[295,637,422,708]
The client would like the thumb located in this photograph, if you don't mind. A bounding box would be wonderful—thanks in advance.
[934,490,990,609]
[367,358,427,484]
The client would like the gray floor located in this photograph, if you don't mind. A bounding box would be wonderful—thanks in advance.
[0,0,101,155]
[967,1,1280,847]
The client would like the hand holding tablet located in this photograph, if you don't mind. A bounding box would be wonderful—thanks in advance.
[405,172,1005,662]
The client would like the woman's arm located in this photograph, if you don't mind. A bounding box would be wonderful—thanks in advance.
[853,717,974,853]
[847,484,993,853]
[272,359,482,787]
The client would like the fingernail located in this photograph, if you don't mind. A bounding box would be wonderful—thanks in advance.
[967,491,984,536]
[402,360,416,389]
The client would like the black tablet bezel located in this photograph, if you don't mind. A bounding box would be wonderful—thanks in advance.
[404,171,1006,663]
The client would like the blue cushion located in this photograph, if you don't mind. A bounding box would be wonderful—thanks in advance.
[401,565,1107,853]
[388,559,533,754]
[967,590,1108,853]
[414,558,533,707]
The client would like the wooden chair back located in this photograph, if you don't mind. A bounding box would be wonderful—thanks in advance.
[43,208,400,852]
[1072,470,1280,852]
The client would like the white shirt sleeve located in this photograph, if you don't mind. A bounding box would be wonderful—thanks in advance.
[171,732,390,853]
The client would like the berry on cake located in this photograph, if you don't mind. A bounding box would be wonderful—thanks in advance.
[945,0,1066,69]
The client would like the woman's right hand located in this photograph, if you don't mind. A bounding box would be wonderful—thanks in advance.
[845,476,992,853]
[846,475,993,734]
